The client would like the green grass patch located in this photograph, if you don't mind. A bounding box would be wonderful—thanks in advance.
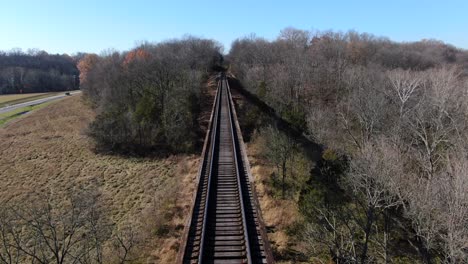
[0,93,45,104]
[0,102,53,126]
[0,92,62,108]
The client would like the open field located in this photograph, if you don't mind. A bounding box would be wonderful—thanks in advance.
[0,92,62,108]
[0,95,200,263]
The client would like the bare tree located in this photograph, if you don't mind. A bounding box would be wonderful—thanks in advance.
[386,69,423,117]
[337,66,390,151]
[111,224,141,264]
[345,139,404,263]
[304,207,359,263]
[261,126,298,199]
[439,153,468,263]
[0,187,112,264]
[0,207,22,264]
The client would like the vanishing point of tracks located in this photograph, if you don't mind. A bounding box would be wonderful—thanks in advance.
[178,74,274,264]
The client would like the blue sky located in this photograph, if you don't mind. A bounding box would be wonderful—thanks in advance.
[1,0,467,54]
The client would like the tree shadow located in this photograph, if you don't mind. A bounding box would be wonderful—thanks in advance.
[227,76,323,163]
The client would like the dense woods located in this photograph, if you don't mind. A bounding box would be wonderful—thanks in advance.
[78,37,222,153]
[228,28,468,263]
[0,49,79,94]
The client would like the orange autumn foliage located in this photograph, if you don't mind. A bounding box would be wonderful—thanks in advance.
[123,49,151,67]
[77,54,99,85]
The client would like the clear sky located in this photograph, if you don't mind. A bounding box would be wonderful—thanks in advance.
[1,0,467,54]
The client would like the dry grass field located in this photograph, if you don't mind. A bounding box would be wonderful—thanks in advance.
[0,95,200,263]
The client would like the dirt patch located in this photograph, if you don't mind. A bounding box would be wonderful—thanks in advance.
[0,95,199,263]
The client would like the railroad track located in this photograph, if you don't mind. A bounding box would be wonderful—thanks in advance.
[178,74,274,264]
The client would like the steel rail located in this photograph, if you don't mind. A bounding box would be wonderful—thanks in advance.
[224,77,253,263]
[180,74,272,263]
[178,75,222,264]
[198,77,222,263]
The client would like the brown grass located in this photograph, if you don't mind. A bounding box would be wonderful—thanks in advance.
[0,95,199,263]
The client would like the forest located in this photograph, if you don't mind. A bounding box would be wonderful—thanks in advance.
[0,49,79,94]
[77,30,468,262]
[78,37,223,153]
[228,28,468,263]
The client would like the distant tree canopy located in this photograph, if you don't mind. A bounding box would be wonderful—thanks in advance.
[229,29,467,108]
[0,49,79,94]
[79,37,223,153]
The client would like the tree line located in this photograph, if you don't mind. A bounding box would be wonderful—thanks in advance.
[0,49,79,94]
[78,37,223,153]
[228,28,468,263]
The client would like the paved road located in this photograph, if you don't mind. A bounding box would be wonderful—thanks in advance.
[0,91,82,114]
